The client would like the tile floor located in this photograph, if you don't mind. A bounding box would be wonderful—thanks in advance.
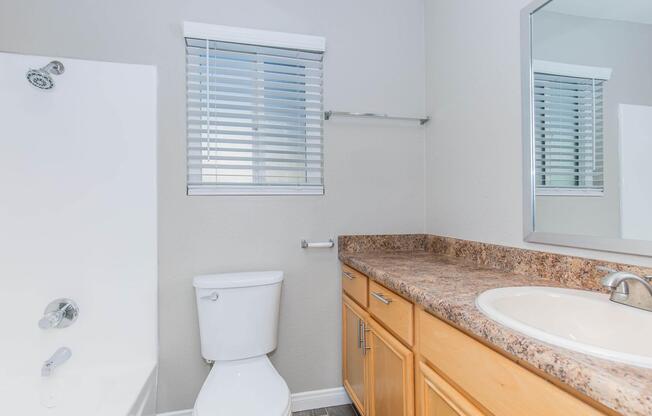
[292,404,359,416]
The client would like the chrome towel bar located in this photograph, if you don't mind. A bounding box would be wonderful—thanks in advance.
[324,110,430,125]
[301,239,335,249]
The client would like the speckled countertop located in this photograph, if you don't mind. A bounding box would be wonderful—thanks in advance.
[339,249,652,416]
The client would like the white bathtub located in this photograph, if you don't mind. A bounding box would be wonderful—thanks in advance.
[0,362,157,416]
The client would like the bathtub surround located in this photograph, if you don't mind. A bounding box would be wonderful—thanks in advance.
[0,52,158,415]
[338,234,652,416]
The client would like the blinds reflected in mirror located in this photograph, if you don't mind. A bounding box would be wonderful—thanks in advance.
[533,72,604,193]
[186,37,324,195]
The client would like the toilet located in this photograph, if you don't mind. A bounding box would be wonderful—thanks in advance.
[192,271,291,416]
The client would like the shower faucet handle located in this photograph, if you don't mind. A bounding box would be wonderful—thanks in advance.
[38,299,79,329]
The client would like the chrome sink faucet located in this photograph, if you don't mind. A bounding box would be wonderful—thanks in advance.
[42,347,72,377]
[599,266,652,312]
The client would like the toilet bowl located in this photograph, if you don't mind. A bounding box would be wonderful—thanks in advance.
[193,356,291,416]
[192,271,290,416]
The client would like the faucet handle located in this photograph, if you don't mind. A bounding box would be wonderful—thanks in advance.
[38,310,64,329]
[38,299,79,330]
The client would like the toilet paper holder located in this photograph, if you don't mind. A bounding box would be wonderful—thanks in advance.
[301,239,335,249]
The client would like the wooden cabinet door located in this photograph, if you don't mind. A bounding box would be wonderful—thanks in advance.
[416,361,485,416]
[343,295,368,415]
[367,317,414,416]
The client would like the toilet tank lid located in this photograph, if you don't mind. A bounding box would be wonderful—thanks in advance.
[193,271,284,289]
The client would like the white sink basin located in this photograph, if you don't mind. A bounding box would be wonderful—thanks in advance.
[476,286,652,368]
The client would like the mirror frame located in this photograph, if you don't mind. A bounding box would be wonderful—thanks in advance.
[521,0,652,257]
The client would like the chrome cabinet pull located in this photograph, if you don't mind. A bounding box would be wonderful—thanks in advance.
[362,322,371,355]
[343,271,355,280]
[201,292,219,301]
[357,319,363,349]
[371,292,392,305]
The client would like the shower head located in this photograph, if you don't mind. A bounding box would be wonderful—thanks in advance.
[26,61,65,90]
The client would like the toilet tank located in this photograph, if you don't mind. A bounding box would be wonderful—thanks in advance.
[193,271,284,361]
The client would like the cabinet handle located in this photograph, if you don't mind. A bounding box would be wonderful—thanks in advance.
[371,292,392,305]
[357,319,363,349]
[343,271,355,280]
[362,321,371,355]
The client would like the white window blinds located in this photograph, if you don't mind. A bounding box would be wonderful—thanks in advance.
[185,32,324,195]
[533,72,604,193]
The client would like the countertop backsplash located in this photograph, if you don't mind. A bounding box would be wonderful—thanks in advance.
[339,234,652,292]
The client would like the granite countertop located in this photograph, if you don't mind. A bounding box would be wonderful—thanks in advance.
[339,249,652,416]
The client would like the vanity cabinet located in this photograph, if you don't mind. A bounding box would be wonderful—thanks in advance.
[416,361,484,416]
[366,316,414,416]
[341,264,613,416]
[342,295,368,414]
[343,291,414,416]
[342,264,368,307]
[368,280,414,346]
[342,268,414,416]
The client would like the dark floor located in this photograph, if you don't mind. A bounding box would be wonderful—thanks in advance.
[292,404,359,416]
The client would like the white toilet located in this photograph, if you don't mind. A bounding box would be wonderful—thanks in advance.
[192,271,291,416]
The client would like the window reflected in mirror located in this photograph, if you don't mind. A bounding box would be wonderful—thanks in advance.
[530,0,652,241]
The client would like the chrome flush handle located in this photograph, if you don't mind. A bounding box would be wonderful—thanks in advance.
[201,292,219,302]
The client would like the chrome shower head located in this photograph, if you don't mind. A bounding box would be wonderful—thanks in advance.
[26,61,65,90]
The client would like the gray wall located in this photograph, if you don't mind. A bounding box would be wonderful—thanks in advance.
[533,11,652,238]
[0,0,426,412]
[423,0,652,268]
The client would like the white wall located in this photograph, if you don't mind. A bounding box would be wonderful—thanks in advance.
[0,52,157,412]
[423,0,652,269]
[0,0,426,412]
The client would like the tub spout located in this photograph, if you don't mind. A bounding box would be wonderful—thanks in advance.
[42,347,72,377]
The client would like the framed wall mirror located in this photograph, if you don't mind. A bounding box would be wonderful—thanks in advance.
[522,0,652,256]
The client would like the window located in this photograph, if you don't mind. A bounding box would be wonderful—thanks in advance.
[184,23,325,195]
[533,61,609,196]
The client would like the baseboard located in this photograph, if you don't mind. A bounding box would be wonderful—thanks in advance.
[157,386,351,415]
[157,410,192,416]
[290,386,352,412]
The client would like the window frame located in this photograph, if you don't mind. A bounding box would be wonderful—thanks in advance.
[532,60,611,198]
[184,22,326,196]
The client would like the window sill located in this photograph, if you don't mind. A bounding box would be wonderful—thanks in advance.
[187,185,324,196]
[536,188,604,197]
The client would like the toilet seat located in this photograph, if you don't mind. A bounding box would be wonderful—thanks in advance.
[193,356,291,416]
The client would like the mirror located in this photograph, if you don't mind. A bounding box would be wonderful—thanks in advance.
[523,0,652,256]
